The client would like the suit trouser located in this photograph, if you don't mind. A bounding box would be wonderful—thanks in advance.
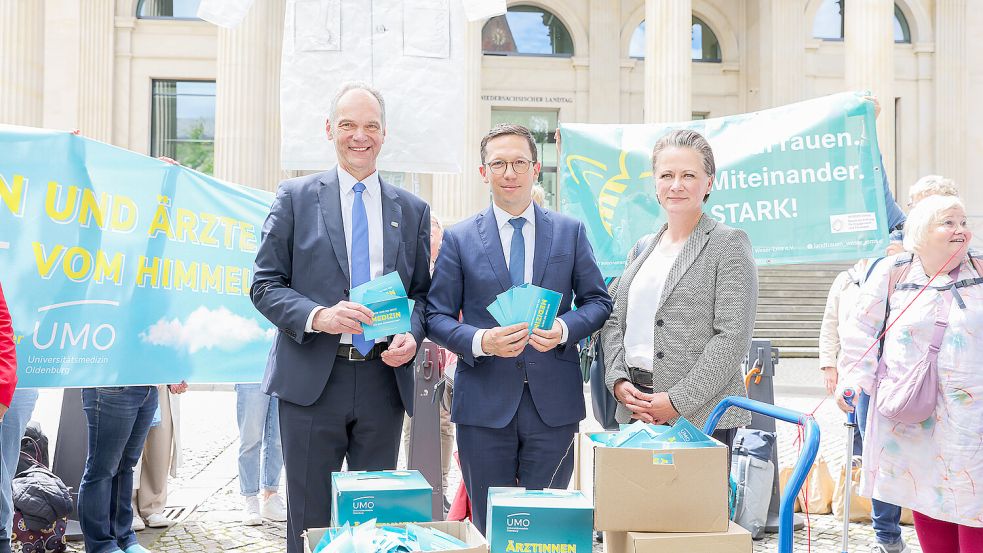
[134,385,172,518]
[279,357,404,553]
[456,384,578,534]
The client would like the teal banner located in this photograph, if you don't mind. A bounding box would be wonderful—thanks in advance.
[0,126,275,387]
[559,92,889,277]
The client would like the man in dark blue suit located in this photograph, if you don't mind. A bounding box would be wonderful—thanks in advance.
[426,124,612,533]
[251,82,430,553]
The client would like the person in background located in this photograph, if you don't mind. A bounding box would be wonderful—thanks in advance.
[837,195,982,553]
[0,283,37,553]
[530,184,546,207]
[131,384,188,531]
[887,174,959,256]
[602,129,756,453]
[234,383,286,526]
[818,259,871,456]
[401,214,456,511]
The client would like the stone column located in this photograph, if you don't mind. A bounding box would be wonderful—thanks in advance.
[213,0,286,192]
[762,0,804,108]
[588,0,620,123]
[432,20,486,223]
[77,0,114,142]
[844,0,895,188]
[0,1,44,126]
[934,0,967,190]
[643,0,691,123]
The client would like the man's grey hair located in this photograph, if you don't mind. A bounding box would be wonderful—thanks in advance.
[651,129,716,202]
[908,174,959,206]
[329,81,386,128]
[903,194,964,253]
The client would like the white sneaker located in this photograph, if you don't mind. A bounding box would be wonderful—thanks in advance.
[260,493,288,522]
[242,495,263,526]
[145,512,175,528]
[131,516,146,532]
[871,541,911,553]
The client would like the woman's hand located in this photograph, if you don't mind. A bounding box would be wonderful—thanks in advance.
[820,366,838,395]
[614,380,679,424]
[168,380,189,394]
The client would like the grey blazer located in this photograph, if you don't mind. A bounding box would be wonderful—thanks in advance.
[602,214,757,430]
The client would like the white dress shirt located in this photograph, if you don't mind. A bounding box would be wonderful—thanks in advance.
[306,167,385,344]
[623,244,678,371]
[472,201,567,357]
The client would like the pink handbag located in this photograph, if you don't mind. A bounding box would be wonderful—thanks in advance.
[873,269,958,424]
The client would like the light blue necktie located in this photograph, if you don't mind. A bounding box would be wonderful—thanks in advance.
[351,182,374,356]
[508,217,526,286]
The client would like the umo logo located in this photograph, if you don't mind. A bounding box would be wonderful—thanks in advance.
[505,512,531,532]
[351,496,375,514]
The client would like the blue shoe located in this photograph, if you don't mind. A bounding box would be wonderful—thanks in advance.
[124,544,153,553]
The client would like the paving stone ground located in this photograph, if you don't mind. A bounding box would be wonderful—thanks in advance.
[47,368,921,553]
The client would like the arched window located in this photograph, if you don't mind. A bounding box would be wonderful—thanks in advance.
[137,0,202,19]
[628,17,721,62]
[482,5,574,57]
[893,5,911,43]
[812,1,912,43]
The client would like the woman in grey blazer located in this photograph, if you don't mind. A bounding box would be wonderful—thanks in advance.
[601,129,757,448]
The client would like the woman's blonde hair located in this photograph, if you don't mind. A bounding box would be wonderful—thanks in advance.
[902,195,965,253]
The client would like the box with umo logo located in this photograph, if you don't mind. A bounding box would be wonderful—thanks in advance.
[330,470,432,526]
[486,488,593,553]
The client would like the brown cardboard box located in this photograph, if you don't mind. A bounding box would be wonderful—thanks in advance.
[602,522,752,553]
[303,520,488,553]
[577,432,730,532]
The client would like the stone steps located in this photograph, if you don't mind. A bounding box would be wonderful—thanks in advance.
[753,262,855,358]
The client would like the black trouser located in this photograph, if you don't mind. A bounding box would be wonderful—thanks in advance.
[278,358,404,553]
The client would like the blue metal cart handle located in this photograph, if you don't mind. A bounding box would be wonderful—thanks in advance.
[703,396,822,553]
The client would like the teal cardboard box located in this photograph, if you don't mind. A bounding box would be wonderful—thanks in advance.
[486,488,593,553]
[330,470,432,526]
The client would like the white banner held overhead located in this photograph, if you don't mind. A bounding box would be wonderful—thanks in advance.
[280,0,467,174]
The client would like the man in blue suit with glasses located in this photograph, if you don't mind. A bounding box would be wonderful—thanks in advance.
[426,123,611,533]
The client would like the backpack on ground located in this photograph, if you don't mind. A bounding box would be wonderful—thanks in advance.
[730,428,776,540]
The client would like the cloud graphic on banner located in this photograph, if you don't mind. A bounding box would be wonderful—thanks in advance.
[141,306,275,353]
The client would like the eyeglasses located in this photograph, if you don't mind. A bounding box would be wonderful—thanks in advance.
[485,159,534,175]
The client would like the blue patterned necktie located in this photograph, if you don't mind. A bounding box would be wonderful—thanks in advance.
[351,182,374,356]
[508,217,526,286]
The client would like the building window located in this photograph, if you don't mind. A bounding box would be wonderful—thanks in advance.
[628,17,721,62]
[489,109,559,209]
[137,0,202,19]
[813,1,912,43]
[893,5,911,43]
[482,5,574,57]
[151,80,215,175]
[692,112,709,120]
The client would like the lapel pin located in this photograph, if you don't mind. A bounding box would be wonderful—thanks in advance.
[391,221,399,228]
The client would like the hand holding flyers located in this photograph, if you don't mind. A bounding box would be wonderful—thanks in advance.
[350,272,414,340]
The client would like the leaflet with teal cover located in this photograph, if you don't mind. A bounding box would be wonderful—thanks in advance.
[363,299,414,341]
[350,271,407,304]
[351,272,413,340]
[486,284,562,331]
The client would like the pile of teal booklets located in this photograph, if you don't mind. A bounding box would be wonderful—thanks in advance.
[351,272,414,340]
[486,284,562,331]
[312,520,468,553]
[589,417,717,453]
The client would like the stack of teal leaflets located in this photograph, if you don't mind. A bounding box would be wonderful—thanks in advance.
[351,272,414,340]
[486,284,562,332]
[590,418,717,450]
[312,520,468,553]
